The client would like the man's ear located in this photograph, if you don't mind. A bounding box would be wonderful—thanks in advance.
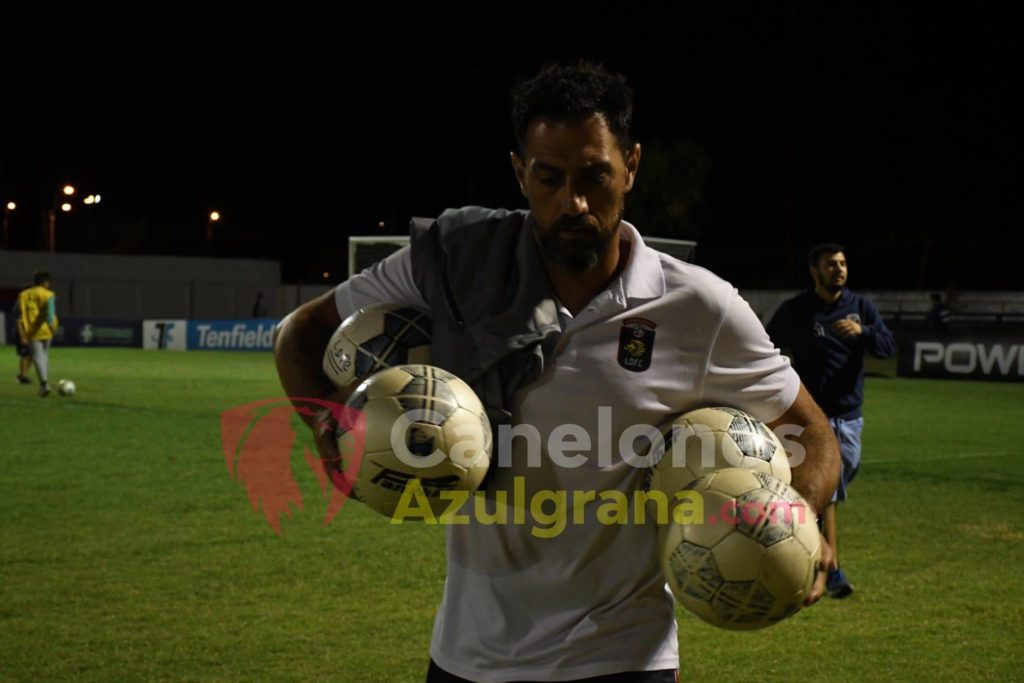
[623,143,641,193]
[510,151,527,197]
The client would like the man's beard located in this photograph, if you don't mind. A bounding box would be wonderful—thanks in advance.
[816,270,845,294]
[535,214,620,274]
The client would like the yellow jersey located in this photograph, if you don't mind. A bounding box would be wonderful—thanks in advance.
[17,286,58,341]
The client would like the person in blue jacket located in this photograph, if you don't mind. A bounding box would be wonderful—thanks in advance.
[767,243,896,598]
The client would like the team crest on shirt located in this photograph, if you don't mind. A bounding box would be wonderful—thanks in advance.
[618,318,657,372]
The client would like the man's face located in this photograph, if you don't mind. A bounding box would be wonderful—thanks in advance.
[511,114,640,273]
[811,251,848,293]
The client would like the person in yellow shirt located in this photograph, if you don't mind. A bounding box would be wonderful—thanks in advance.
[17,271,58,397]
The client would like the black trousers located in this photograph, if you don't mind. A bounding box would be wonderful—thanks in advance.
[427,659,678,683]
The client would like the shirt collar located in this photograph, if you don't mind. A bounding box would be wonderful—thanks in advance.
[526,216,667,319]
[806,287,849,308]
[618,220,667,301]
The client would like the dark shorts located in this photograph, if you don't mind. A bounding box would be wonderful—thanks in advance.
[427,660,678,683]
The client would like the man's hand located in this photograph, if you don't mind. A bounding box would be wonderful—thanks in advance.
[308,390,355,476]
[832,318,862,338]
[805,534,835,605]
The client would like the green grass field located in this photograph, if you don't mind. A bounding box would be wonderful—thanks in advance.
[2,348,1022,681]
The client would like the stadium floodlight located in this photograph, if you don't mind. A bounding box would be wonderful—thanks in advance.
[207,211,221,254]
[2,201,14,248]
[49,184,78,252]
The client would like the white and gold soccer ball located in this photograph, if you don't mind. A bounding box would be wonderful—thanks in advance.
[336,364,491,518]
[642,406,791,502]
[323,304,432,390]
[659,467,820,630]
[56,379,76,397]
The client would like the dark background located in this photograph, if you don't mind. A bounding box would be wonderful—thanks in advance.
[1,4,1018,289]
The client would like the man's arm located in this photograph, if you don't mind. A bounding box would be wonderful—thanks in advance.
[862,299,896,359]
[274,246,426,461]
[15,299,27,342]
[768,383,840,604]
[767,383,839,514]
[47,296,57,332]
[832,298,896,360]
[273,289,354,460]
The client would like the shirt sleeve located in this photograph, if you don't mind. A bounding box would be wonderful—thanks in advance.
[702,290,801,424]
[334,245,427,321]
[860,297,897,359]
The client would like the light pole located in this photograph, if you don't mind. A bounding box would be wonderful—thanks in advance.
[48,184,75,253]
[2,201,14,249]
[207,210,220,255]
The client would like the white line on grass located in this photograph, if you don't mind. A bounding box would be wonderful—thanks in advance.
[873,452,1018,463]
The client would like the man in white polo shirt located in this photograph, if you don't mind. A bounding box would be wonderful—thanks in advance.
[275,62,839,683]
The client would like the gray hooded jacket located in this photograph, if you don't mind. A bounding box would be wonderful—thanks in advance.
[409,206,562,426]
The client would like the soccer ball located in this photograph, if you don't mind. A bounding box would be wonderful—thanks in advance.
[336,364,491,517]
[56,379,76,397]
[641,406,791,502]
[323,304,432,390]
[659,467,821,630]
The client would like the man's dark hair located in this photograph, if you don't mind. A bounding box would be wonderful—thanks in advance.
[808,243,845,268]
[511,61,634,154]
[33,271,51,285]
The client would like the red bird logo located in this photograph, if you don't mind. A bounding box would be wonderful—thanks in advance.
[220,397,366,534]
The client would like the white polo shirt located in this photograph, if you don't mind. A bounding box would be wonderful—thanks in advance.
[335,219,800,682]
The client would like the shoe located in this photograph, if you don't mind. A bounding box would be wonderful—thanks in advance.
[826,568,854,599]
[17,375,31,384]
[39,385,51,398]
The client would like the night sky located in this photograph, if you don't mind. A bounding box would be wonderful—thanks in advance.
[2,5,1019,289]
